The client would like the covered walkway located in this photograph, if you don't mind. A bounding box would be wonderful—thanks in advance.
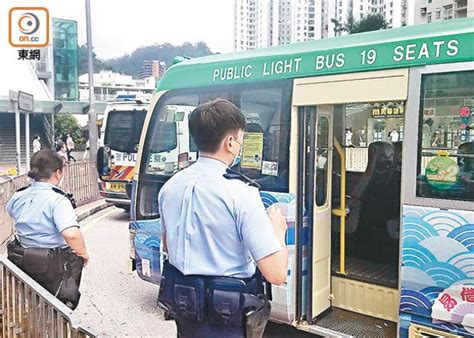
[0,47,106,174]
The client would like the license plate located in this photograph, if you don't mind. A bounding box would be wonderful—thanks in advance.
[108,182,126,192]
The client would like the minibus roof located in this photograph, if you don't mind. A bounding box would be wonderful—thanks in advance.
[157,18,474,91]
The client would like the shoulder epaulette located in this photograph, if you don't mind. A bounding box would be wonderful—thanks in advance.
[223,168,261,189]
[52,187,77,209]
[16,186,30,193]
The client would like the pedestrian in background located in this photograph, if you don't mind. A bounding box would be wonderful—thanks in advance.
[33,135,41,154]
[6,149,89,309]
[56,141,68,164]
[83,139,90,160]
[66,134,76,162]
[158,99,288,338]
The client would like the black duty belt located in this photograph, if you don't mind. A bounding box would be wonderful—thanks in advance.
[158,260,270,330]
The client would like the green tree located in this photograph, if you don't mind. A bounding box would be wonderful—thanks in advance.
[104,41,214,78]
[349,14,388,34]
[78,44,115,76]
[54,114,85,149]
[331,18,345,36]
[343,11,356,34]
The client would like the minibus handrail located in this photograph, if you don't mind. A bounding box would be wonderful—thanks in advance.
[332,138,346,275]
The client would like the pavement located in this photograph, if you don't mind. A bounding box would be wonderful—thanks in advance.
[75,207,178,337]
[76,198,112,222]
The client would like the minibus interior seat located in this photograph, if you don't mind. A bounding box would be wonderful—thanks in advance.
[458,141,474,177]
[385,141,403,240]
[332,142,394,234]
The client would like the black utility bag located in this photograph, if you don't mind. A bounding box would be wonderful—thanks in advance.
[7,238,83,309]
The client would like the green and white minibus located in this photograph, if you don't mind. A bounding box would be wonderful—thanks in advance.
[125,18,474,337]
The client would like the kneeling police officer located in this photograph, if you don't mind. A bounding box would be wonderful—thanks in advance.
[7,150,89,309]
[158,99,288,337]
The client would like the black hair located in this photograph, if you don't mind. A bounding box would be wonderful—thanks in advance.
[189,99,246,153]
[55,141,65,152]
[28,149,64,181]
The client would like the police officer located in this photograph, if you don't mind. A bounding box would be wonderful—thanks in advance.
[6,149,89,309]
[158,99,288,337]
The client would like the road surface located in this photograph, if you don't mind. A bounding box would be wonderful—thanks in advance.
[76,207,314,337]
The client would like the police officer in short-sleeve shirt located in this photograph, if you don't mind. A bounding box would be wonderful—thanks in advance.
[158,99,288,337]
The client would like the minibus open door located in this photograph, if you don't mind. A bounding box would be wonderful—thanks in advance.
[295,106,333,323]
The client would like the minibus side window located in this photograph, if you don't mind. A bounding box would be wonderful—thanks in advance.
[234,84,291,193]
[416,70,474,202]
[144,94,199,176]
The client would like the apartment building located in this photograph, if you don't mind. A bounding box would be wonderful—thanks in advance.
[414,0,473,24]
[234,0,424,51]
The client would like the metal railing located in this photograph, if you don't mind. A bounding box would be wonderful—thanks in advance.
[62,161,99,206]
[0,175,29,248]
[0,257,95,337]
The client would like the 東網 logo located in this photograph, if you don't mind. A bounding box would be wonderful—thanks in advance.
[9,7,49,47]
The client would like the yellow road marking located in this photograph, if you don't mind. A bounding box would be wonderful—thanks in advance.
[81,208,119,233]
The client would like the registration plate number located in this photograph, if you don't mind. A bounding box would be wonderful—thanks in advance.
[108,182,126,192]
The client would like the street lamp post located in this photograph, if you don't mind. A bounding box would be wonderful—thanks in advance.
[86,0,98,162]
[9,91,21,175]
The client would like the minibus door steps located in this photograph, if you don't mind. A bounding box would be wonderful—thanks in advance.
[309,308,397,337]
[331,255,398,289]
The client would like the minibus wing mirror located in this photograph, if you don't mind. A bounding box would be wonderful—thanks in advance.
[96,146,110,180]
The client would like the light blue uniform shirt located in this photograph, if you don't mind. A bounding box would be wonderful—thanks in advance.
[158,157,282,278]
[6,182,78,248]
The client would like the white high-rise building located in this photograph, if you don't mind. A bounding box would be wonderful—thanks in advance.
[234,0,258,51]
[234,0,413,51]
[256,0,273,48]
[413,0,473,25]
[270,0,338,45]
[336,0,408,33]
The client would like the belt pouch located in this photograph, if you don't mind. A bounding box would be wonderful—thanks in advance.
[173,275,206,321]
[158,261,206,321]
[56,275,81,310]
[207,277,247,327]
[158,260,177,312]
[7,239,24,266]
[22,247,53,281]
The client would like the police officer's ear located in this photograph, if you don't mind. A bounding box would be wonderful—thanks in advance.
[223,134,233,152]
[54,168,63,181]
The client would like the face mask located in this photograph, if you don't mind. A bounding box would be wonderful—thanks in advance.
[230,154,241,168]
[230,137,242,168]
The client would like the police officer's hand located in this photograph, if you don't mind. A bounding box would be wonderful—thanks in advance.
[78,252,89,266]
[268,206,287,247]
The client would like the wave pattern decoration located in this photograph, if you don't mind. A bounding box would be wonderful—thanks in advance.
[402,244,438,268]
[260,191,295,209]
[400,289,433,316]
[402,217,438,244]
[423,211,469,236]
[400,205,474,336]
[448,224,474,251]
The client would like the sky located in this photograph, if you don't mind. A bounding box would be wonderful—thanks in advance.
[0,0,235,59]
